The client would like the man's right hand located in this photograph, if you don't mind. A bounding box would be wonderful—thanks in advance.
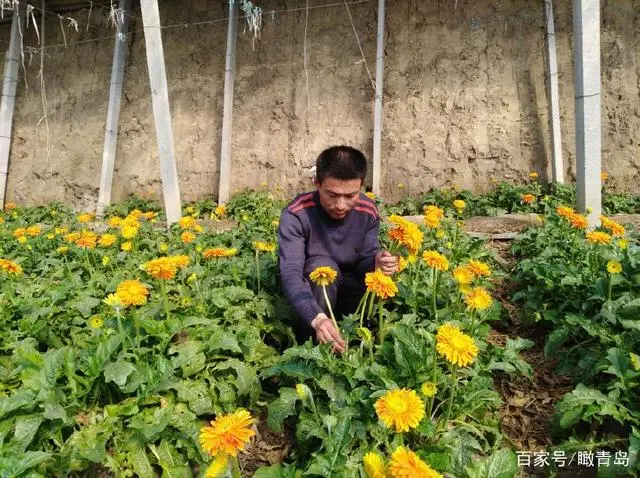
[310,313,346,353]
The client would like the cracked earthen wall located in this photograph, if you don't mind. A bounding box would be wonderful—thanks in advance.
[2,0,639,209]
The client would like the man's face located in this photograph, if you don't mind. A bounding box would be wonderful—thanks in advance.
[317,176,362,220]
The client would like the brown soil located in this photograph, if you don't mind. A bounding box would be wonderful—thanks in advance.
[239,419,294,476]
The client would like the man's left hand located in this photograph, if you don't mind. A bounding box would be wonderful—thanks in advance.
[375,250,398,276]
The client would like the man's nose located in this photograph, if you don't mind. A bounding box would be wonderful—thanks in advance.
[336,197,347,209]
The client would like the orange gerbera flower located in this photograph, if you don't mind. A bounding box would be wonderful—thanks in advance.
[388,447,442,478]
[467,260,491,277]
[569,213,588,229]
[521,194,535,204]
[115,279,149,307]
[586,231,611,245]
[199,409,255,457]
[422,250,449,271]
[143,257,178,280]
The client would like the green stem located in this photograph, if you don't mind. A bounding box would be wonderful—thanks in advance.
[441,365,458,430]
[431,268,438,321]
[357,291,369,327]
[607,274,612,301]
[160,279,171,320]
[231,456,242,478]
[377,302,385,346]
[427,341,438,418]
[469,310,477,336]
[116,311,127,354]
[322,285,339,332]
[255,251,261,294]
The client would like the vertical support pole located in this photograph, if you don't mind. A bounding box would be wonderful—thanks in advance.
[96,0,131,218]
[140,0,181,225]
[573,0,601,226]
[218,0,238,204]
[0,6,23,209]
[544,0,564,185]
[371,0,385,196]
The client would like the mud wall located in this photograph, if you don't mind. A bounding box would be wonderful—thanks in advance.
[2,0,639,208]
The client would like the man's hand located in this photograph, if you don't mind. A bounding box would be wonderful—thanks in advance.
[310,313,346,353]
[375,250,398,276]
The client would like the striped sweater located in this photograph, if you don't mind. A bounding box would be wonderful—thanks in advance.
[277,190,380,324]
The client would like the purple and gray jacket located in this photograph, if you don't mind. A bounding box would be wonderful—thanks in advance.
[277,190,380,324]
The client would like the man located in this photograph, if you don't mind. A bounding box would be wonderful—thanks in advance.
[277,146,398,353]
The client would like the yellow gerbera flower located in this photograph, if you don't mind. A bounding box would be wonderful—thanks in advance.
[452,265,474,285]
[144,257,178,280]
[398,257,408,272]
[214,204,227,218]
[17,236,27,244]
[12,227,26,238]
[389,219,424,255]
[420,382,437,398]
[170,255,190,268]
[181,231,196,244]
[365,192,376,200]
[120,224,139,239]
[618,239,629,250]
[467,260,491,277]
[199,409,255,457]
[107,216,123,228]
[529,172,539,179]
[103,292,123,308]
[26,225,41,236]
[121,241,133,252]
[436,323,478,367]
[600,216,625,236]
[56,246,69,254]
[601,171,609,181]
[224,248,238,257]
[453,199,466,211]
[423,213,441,229]
[363,452,386,478]
[556,206,575,218]
[0,259,22,275]
[309,266,338,286]
[365,269,398,299]
[203,248,228,259]
[422,250,449,271]
[98,234,117,247]
[388,447,442,478]
[102,256,110,266]
[254,241,276,252]
[423,205,444,220]
[607,261,622,274]
[115,279,149,307]
[570,213,588,229]
[77,213,93,223]
[464,287,493,311]
[88,316,104,328]
[374,388,425,432]
[75,230,98,249]
[204,455,229,478]
[586,231,611,245]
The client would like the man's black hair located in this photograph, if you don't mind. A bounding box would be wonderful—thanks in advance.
[315,145,367,184]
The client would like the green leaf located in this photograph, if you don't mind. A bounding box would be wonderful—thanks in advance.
[127,442,154,478]
[260,362,315,381]
[267,388,298,433]
[465,448,519,478]
[604,347,630,379]
[43,401,67,422]
[0,390,36,420]
[103,360,136,388]
[169,341,205,377]
[8,414,43,454]
[149,440,192,478]
[208,329,242,354]
[253,463,302,478]
[172,380,214,416]
[73,295,100,317]
[3,451,52,478]
[215,359,260,400]
[85,335,121,378]
[130,406,173,442]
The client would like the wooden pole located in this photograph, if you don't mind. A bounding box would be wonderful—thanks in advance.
[96,0,131,218]
[371,0,385,196]
[140,0,181,225]
[544,0,564,185]
[573,0,601,226]
[218,0,238,204]
[0,6,23,209]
